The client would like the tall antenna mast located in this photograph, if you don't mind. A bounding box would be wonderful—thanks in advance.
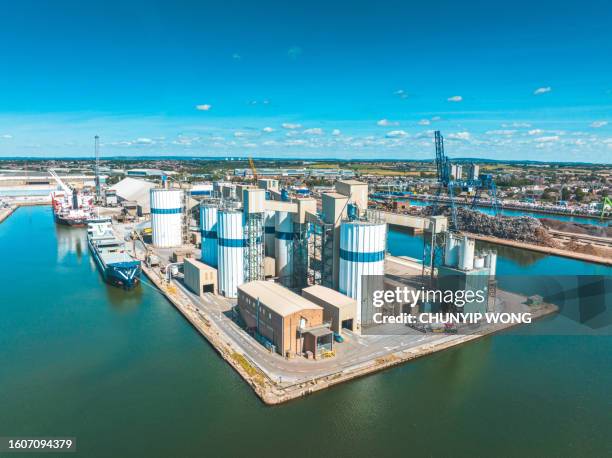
[94,135,101,202]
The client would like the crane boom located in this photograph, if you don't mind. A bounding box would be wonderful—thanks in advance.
[49,169,72,195]
[248,157,258,182]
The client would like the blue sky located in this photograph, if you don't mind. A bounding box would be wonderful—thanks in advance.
[0,0,610,162]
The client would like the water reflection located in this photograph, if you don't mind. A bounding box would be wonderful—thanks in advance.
[105,283,143,311]
[55,224,87,263]
[476,240,547,267]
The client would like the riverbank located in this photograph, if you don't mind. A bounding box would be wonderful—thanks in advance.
[0,200,49,224]
[407,195,610,222]
[0,205,16,224]
[466,232,612,266]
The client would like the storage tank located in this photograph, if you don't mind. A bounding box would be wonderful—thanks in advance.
[275,211,294,284]
[217,210,245,298]
[473,256,485,269]
[444,233,459,267]
[150,189,183,248]
[339,221,386,324]
[458,236,475,271]
[264,210,276,257]
[200,204,218,267]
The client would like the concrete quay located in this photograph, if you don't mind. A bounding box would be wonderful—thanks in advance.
[131,236,558,405]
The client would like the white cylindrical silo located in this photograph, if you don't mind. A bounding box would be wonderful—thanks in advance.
[444,233,459,267]
[458,236,475,271]
[217,210,245,298]
[275,211,294,284]
[151,189,183,248]
[200,204,218,267]
[339,221,386,325]
[264,210,276,257]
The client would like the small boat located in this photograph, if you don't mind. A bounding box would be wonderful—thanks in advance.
[87,222,141,289]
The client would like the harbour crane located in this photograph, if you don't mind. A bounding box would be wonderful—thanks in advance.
[431,130,500,230]
[248,157,258,182]
[94,135,101,203]
[49,169,73,196]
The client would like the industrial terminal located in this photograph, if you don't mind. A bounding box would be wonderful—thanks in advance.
[2,131,594,404]
[0,131,565,404]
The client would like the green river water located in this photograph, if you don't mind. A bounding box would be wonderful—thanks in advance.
[1,206,610,457]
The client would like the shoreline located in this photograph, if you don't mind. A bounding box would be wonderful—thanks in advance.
[405,195,609,221]
[467,232,612,266]
[0,201,49,224]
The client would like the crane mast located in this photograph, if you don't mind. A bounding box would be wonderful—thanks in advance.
[94,135,101,202]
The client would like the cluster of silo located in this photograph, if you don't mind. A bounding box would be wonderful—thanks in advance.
[196,187,268,298]
[151,188,183,248]
[443,232,496,273]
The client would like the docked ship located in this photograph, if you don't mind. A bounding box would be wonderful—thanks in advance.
[52,189,94,227]
[87,222,141,289]
[49,169,94,227]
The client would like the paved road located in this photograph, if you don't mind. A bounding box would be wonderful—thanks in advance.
[173,280,444,385]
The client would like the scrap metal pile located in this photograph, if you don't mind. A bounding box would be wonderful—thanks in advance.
[421,206,559,247]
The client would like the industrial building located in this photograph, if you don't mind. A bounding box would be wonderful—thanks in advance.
[141,171,497,356]
[110,177,157,215]
[237,281,332,357]
[302,285,357,334]
[437,232,497,314]
[183,258,217,296]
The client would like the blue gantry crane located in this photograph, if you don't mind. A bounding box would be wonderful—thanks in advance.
[431,130,500,230]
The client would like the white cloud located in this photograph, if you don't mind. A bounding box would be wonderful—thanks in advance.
[447,95,463,102]
[303,127,324,135]
[286,139,307,146]
[431,116,441,121]
[377,119,399,126]
[1,134,12,139]
[135,137,154,145]
[528,129,544,135]
[262,127,275,133]
[385,130,408,138]
[232,53,241,61]
[486,129,516,135]
[448,131,471,140]
[503,122,531,128]
[234,131,247,138]
[288,46,302,60]
[243,142,258,148]
[590,121,608,128]
[331,129,341,136]
[195,104,212,111]
[534,86,551,95]
[534,135,560,143]
[394,89,408,99]
[418,119,431,126]
[282,122,301,129]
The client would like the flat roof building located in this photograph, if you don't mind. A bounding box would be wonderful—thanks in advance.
[237,281,332,357]
[184,258,217,296]
[302,285,358,335]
